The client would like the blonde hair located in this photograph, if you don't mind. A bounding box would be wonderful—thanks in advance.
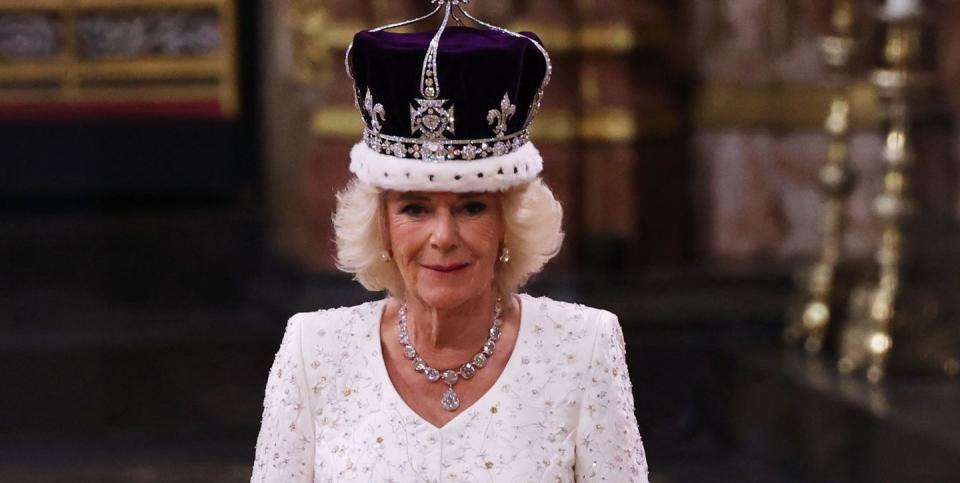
[333,178,564,297]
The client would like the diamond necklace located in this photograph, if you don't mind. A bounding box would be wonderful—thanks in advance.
[398,296,504,411]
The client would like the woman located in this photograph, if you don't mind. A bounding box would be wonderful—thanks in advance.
[252,3,648,481]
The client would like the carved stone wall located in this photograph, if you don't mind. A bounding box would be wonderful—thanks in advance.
[0,1,238,118]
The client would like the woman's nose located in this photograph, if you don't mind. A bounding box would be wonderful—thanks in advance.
[429,211,459,251]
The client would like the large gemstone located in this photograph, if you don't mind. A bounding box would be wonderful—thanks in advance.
[441,369,458,385]
[413,357,426,372]
[462,144,477,160]
[423,142,447,163]
[489,326,501,341]
[441,387,460,411]
[422,114,441,131]
[460,362,477,379]
[473,353,487,368]
[403,345,417,359]
[423,140,441,153]
[425,367,440,382]
[482,340,496,356]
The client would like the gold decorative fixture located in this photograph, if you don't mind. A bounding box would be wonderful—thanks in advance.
[784,0,859,354]
[0,0,238,116]
[288,0,333,86]
[838,2,958,383]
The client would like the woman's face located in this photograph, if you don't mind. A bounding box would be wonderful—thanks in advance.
[384,190,503,310]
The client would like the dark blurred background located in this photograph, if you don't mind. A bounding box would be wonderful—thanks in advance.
[2,0,960,482]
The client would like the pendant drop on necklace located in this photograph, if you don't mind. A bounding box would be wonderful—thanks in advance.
[441,386,460,411]
[398,295,501,413]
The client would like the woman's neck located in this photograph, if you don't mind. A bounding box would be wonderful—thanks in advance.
[402,289,500,356]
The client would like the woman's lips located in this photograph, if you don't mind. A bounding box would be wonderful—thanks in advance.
[422,262,469,273]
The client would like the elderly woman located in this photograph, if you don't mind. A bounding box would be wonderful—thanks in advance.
[252,2,648,481]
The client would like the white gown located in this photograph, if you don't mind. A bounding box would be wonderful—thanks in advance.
[251,294,649,482]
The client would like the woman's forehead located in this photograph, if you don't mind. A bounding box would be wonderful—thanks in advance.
[387,191,498,202]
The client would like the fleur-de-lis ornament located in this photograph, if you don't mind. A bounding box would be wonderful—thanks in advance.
[487,93,516,138]
[364,88,386,133]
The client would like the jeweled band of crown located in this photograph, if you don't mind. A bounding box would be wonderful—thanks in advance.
[364,128,531,163]
[362,88,526,162]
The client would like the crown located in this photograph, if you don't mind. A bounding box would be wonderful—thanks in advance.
[345,0,552,192]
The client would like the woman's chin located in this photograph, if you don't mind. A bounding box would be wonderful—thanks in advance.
[410,282,488,311]
[413,290,473,310]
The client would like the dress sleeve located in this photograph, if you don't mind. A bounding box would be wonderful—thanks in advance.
[574,311,649,482]
[251,314,316,483]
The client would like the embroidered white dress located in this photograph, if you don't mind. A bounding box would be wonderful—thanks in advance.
[252,294,649,482]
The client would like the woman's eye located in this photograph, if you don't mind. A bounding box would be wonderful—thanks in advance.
[462,201,487,215]
[400,204,426,215]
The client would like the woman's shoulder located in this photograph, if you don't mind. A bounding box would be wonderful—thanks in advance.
[285,298,386,343]
[291,298,384,321]
[517,293,622,353]
[519,293,618,326]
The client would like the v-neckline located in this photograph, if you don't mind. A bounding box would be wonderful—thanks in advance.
[372,293,529,431]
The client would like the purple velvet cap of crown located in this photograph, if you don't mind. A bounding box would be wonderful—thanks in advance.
[349,26,548,141]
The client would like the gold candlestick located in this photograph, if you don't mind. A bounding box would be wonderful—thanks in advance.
[837,6,957,383]
[784,0,858,354]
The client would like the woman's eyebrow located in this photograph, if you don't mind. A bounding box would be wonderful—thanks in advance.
[396,193,431,202]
